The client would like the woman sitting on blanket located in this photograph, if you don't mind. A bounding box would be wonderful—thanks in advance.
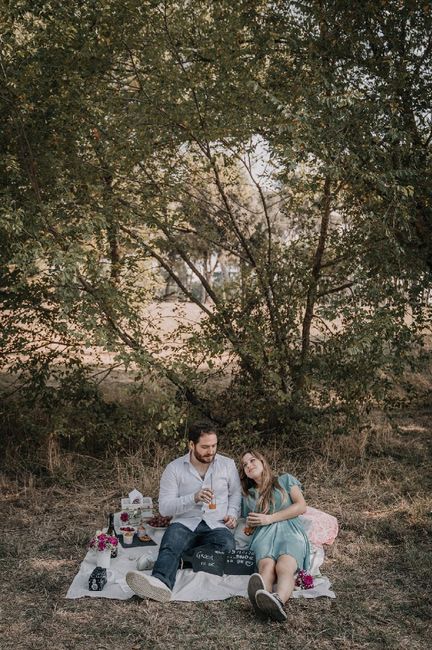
[239,450,311,622]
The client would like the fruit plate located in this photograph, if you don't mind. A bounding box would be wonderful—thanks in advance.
[146,524,169,531]
[145,515,172,530]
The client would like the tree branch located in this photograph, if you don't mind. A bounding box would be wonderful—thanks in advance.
[317,281,355,298]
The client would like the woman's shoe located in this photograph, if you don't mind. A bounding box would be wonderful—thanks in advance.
[247,573,266,612]
[255,590,287,622]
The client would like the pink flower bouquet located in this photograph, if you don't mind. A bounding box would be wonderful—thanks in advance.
[295,570,314,590]
[88,531,118,552]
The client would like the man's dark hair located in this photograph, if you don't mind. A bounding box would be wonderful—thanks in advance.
[188,420,218,444]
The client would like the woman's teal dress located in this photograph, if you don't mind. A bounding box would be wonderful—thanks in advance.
[242,473,310,571]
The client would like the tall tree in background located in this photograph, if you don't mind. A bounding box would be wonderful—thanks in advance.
[1,0,430,435]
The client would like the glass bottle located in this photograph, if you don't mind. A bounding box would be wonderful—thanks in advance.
[107,512,118,558]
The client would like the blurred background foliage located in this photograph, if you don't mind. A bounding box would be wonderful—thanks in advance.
[1,0,431,461]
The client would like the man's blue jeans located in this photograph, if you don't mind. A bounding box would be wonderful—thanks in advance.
[152,520,235,590]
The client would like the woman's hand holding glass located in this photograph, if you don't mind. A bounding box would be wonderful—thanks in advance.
[247,512,272,527]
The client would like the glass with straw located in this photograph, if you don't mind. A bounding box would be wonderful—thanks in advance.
[208,472,216,509]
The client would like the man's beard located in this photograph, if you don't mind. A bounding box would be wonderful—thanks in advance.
[193,450,215,464]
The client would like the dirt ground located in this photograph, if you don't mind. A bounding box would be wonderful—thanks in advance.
[1,407,431,650]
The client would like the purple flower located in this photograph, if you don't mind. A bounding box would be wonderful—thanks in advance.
[296,570,314,590]
[303,574,314,589]
[120,512,129,522]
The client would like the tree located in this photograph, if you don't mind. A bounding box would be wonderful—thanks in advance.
[1,1,430,437]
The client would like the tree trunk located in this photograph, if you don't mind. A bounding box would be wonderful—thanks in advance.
[294,176,332,397]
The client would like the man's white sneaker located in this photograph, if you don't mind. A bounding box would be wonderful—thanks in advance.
[125,571,172,602]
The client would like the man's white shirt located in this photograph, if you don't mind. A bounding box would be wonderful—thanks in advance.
[158,452,241,531]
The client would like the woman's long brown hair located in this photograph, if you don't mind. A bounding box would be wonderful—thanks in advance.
[239,449,287,514]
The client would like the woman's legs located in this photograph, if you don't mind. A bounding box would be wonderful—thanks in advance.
[274,554,297,603]
[258,557,276,592]
[253,554,297,621]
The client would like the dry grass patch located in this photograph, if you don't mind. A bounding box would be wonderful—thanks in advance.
[1,409,431,650]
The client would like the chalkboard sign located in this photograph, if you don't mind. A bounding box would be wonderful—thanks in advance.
[224,549,256,575]
[191,547,226,576]
[183,545,256,576]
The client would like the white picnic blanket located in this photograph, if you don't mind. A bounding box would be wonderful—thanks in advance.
[66,508,338,601]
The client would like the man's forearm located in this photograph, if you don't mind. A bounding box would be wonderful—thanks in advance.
[159,492,196,517]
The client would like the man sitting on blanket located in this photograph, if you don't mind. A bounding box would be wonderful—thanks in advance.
[126,421,241,602]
